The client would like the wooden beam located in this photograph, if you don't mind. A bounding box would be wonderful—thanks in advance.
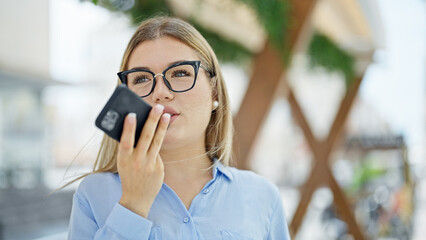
[289,161,324,235]
[289,76,365,238]
[286,84,319,156]
[326,166,364,239]
[324,76,364,157]
[231,0,367,238]
[233,0,318,169]
[232,43,284,170]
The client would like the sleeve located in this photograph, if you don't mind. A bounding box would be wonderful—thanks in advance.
[267,190,292,240]
[68,193,153,240]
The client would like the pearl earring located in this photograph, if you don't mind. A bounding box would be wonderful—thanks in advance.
[213,101,219,110]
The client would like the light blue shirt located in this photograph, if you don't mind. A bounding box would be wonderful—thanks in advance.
[68,161,291,239]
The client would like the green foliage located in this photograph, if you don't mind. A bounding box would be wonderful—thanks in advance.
[126,0,171,24]
[349,159,387,194]
[90,0,356,84]
[91,0,252,63]
[192,23,253,63]
[89,0,290,64]
[237,0,290,62]
[308,33,355,87]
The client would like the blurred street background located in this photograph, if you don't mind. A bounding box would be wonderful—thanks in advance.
[0,0,425,239]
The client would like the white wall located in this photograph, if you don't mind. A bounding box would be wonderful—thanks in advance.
[0,0,50,79]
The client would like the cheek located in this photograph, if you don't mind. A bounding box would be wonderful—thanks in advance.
[182,81,213,124]
[183,93,212,120]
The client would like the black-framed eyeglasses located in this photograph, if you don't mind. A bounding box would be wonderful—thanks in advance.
[117,60,211,98]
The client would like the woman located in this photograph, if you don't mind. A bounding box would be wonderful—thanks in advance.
[68,16,290,239]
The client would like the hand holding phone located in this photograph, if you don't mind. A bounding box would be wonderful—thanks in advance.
[95,84,170,218]
[95,84,152,146]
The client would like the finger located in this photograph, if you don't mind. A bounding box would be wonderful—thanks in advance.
[147,113,170,160]
[156,154,163,164]
[135,104,164,154]
[156,155,164,172]
[118,113,137,159]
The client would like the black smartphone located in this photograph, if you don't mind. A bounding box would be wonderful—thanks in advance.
[95,84,152,147]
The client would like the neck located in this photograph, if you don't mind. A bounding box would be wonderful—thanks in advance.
[160,146,213,181]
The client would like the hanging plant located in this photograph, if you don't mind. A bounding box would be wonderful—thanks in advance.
[236,0,290,62]
[308,33,355,87]
[90,0,355,86]
[90,0,253,63]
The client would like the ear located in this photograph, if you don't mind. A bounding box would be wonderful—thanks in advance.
[212,100,219,111]
[211,86,218,111]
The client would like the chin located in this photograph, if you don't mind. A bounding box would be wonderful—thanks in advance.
[162,129,180,146]
[161,129,196,151]
[160,137,186,153]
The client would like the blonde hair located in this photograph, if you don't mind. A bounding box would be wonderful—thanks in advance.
[65,16,233,186]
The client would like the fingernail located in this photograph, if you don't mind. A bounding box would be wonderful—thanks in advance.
[155,104,164,114]
[162,113,171,122]
[128,113,136,123]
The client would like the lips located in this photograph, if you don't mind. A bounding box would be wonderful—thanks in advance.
[163,106,180,124]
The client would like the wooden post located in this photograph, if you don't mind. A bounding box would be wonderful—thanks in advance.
[233,0,317,169]
[232,43,285,170]
[232,0,367,238]
[287,76,365,239]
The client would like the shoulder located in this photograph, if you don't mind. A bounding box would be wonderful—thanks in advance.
[228,167,277,188]
[75,172,121,201]
[72,172,122,226]
[227,167,280,200]
[223,167,283,221]
[78,172,120,190]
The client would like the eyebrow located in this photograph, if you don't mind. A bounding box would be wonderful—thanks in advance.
[129,60,190,71]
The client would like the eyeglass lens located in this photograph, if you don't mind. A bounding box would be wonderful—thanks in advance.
[126,64,196,97]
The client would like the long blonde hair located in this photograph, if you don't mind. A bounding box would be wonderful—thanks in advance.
[66,16,233,186]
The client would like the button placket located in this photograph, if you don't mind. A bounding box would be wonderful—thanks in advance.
[202,188,210,194]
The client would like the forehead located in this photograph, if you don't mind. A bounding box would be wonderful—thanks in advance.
[128,36,199,70]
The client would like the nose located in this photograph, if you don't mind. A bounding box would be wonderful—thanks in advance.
[150,75,174,103]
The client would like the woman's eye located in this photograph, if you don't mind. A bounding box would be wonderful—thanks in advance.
[172,70,190,77]
[133,75,151,84]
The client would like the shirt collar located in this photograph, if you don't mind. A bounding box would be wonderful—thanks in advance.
[117,158,234,182]
[212,158,233,181]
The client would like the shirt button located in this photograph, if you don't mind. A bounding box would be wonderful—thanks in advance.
[203,188,210,194]
[183,217,190,223]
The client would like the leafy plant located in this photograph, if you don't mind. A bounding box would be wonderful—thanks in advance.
[91,0,355,86]
[308,33,355,87]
